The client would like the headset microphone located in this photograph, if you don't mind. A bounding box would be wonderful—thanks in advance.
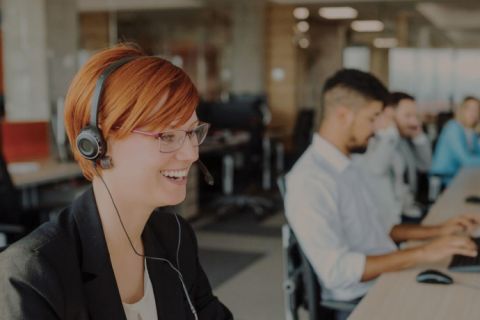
[197,159,214,186]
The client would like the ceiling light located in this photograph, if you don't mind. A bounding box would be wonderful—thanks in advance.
[293,7,309,20]
[351,20,384,32]
[296,21,310,33]
[319,7,358,20]
[373,37,398,48]
[299,38,310,49]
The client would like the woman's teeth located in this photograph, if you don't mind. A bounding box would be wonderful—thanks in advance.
[161,169,188,180]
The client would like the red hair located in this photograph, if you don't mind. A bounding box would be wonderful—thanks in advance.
[64,44,199,180]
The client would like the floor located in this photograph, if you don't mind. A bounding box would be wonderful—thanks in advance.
[193,209,293,320]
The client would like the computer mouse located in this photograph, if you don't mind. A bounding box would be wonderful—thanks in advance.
[465,195,480,204]
[416,269,453,285]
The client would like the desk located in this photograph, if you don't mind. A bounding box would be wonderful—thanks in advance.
[10,158,82,188]
[350,168,480,320]
[9,158,83,209]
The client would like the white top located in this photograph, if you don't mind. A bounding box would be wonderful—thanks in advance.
[285,134,397,301]
[122,261,158,320]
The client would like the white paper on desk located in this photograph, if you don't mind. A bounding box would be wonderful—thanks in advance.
[7,162,41,174]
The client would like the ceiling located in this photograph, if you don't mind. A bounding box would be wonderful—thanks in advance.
[75,0,480,48]
[271,0,480,47]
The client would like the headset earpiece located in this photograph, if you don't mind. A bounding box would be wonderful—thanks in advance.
[75,56,135,164]
[76,125,106,161]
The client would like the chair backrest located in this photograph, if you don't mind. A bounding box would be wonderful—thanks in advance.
[282,224,304,320]
[282,223,335,320]
[279,174,335,319]
[0,152,22,224]
[292,109,314,154]
[277,175,286,200]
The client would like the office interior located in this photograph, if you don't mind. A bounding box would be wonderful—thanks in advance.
[2,0,480,319]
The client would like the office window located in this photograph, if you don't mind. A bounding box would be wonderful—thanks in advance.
[343,46,370,72]
[389,48,480,112]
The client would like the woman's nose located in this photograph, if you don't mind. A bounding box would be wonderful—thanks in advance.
[176,134,199,161]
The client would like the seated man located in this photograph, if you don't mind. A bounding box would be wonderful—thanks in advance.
[353,92,429,229]
[285,69,479,306]
[357,92,431,220]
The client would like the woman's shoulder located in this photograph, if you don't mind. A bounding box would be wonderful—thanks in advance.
[0,223,62,300]
[443,119,462,132]
[0,208,78,282]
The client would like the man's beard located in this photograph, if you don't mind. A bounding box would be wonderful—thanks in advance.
[347,134,372,155]
[348,145,368,154]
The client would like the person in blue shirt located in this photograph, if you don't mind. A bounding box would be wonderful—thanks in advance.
[431,96,480,185]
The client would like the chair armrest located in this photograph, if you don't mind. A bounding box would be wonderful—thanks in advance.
[321,299,359,312]
[0,223,25,234]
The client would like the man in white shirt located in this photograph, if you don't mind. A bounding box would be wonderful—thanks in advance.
[356,93,431,223]
[285,69,479,309]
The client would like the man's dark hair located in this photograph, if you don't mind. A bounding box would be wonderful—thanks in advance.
[322,69,390,106]
[462,96,479,104]
[388,91,415,108]
[316,69,389,128]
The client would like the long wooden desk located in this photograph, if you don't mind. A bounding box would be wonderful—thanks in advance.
[8,158,83,209]
[10,158,82,188]
[350,168,480,320]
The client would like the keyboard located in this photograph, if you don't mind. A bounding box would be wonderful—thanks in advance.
[448,237,480,272]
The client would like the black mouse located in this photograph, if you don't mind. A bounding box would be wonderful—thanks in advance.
[466,195,480,204]
[416,269,453,285]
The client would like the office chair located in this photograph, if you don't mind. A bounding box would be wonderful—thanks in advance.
[427,173,451,203]
[198,99,275,218]
[285,109,315,172]
[277,176,358,320]
[0,152,26,244]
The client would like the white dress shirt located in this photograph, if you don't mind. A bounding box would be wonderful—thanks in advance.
[353,126,403,231]
[122,260,158,320]
[285,134,397,301]
[355,126,432,221]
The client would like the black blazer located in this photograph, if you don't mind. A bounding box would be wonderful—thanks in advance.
[0,188,233,320]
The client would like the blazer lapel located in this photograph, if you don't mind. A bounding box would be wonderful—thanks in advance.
[72,188,127,320]
[143,221,189,320]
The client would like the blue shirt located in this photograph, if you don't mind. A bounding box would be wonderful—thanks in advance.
[285,134,397,301]
[431,119,480,185]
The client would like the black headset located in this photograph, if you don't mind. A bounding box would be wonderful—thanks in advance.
[76,57,136,162]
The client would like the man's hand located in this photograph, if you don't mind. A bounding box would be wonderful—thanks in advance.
[410,119,423,138]
[419,235,477,264]
[438,213,480,236]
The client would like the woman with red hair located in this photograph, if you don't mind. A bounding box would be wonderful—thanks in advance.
[0,44,233,320]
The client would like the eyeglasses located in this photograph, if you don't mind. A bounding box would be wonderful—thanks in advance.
[131,122,210,153]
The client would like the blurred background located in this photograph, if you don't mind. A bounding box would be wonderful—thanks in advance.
[2,1,480,319]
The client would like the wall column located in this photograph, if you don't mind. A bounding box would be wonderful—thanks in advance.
[2,0,78,121]
[230,0,266,94]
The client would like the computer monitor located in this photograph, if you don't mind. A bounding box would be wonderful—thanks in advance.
[197,99,264,131]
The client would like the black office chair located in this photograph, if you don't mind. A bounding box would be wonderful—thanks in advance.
[0,152,26,244]
[285,109,315,172]
[277,176,358,320]
[198,98,275,218]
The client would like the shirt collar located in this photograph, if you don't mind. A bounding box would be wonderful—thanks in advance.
[312,133,350,173]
